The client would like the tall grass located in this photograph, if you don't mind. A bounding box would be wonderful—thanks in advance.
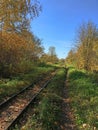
[68,69,98,130]
[0,65,55,103]
[20,68,66,130]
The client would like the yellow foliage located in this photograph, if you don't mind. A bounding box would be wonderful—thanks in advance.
[0,31,36,76]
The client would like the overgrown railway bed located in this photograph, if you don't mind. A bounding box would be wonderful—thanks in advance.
[0,71,56,130]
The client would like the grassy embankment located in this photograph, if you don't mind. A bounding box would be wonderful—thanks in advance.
[0,65,56,103]
[16,68,66,130]
[68,68,98,130]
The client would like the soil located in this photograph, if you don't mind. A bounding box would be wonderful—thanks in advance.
[60,78,77,130]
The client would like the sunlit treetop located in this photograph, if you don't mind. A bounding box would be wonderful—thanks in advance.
[0,0,41,32]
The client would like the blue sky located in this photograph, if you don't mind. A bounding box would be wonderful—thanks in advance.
[31,0,98,59]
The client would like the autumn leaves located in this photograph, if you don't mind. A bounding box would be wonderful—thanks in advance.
[66,21,98,71]
[0,0,43,77]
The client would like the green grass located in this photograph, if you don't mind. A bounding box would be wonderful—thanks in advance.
[19,68,66,130]
[68,68,98,130]
[0,65,56,103]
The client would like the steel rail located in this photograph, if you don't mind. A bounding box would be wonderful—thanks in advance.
[0,71,54,110]
[6,75,55,130]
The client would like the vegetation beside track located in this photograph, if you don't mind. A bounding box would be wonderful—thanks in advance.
[68,68,98,130]
[19,68,66,130]
[0,65,56,103]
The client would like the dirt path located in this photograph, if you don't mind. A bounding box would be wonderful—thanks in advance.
[60,76,77,130]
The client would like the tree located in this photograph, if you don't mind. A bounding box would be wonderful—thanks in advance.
[48,46,58,63]
[66,49,77,67]
[48,46,56,56]
[40,53,50,63]
[0,30,44,77]
[0,0,43,77]
[30,36,44,61]
[0,0,41,32]
[0,32,28,76]
[75,21,98,71]
[66,21,98,71]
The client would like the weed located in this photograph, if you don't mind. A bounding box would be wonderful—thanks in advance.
[0,65,55,103]
[21,68,66,130]
[68,69,98,129]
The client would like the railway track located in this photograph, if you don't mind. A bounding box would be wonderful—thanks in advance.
[0,71,56,130]
[0,71,52,105]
